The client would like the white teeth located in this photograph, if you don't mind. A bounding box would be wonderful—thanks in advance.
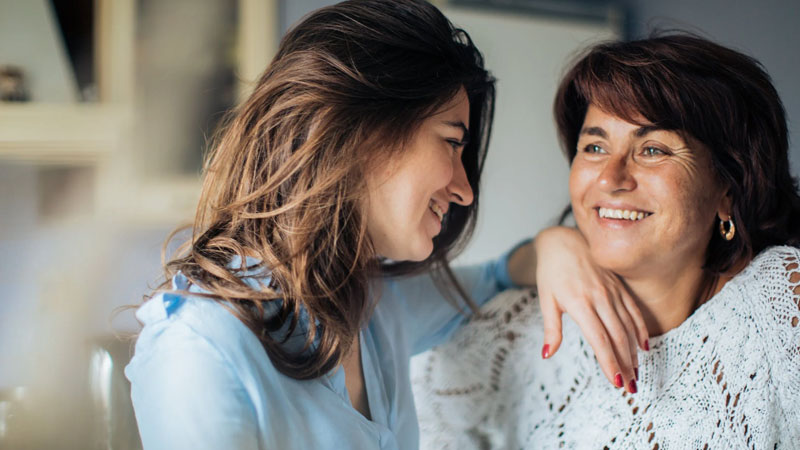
[598,207,650,221]
[429,201,444,222]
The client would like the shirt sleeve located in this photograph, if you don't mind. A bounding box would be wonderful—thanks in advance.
[384,241,526,355]
[127,323,261,450]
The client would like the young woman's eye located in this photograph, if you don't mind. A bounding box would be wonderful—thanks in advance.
[447,139,465,151]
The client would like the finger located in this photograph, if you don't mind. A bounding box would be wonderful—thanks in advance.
[538,290,563,359]
[619,287,650,351]
[613,295,639,379]
[568,306,623,388]
[593,295,636,388]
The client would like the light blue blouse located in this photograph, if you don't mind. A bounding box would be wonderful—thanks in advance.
[125,253,517,450]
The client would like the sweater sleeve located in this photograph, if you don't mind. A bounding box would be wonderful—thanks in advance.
[761,246,800,443]
[383,241,524,356]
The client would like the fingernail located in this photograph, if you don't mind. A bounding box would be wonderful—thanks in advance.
[541,344,550,359]
[644,340,650,351]
[634,368,639,380]
[614,373,623,388]
[629,379,638,394]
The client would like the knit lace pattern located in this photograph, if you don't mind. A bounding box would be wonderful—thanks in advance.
[411,246,800,449]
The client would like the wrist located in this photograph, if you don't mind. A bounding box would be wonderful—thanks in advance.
[507,238,537,287]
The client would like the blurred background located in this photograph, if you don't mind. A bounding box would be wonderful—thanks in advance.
[0,0,797,448]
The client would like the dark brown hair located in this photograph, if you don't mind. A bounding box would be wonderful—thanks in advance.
[554,32,800,274]
[157,0,495,379]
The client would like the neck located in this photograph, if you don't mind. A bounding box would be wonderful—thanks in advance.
[622,262,715,337]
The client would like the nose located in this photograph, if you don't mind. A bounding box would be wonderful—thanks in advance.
[597,154,637,193]
[447,157,474,206]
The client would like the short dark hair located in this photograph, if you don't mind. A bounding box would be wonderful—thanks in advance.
[554,32,800,273]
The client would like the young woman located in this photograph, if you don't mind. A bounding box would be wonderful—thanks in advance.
[125,1,646,448]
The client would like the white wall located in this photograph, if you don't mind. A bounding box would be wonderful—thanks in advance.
[444,8,618,263]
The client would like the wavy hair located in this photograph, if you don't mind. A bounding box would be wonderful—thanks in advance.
[156,0,495,380]
[554,32,800,274]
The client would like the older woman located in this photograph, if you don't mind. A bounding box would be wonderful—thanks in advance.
[412,34,800,449]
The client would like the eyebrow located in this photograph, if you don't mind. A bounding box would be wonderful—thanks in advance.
[444,120,470,143]
[633,125,663,138]
[579,125,665,139]
[579,126,607,138]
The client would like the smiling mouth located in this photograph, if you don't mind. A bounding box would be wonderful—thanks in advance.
[429,200,445,222]
[597,207,652,221]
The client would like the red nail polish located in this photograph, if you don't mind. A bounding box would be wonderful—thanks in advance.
[644,340,650,351]
[541,344,550,359]
[614,373,623,388]
[629,379,638,393]
[634,368,639,380]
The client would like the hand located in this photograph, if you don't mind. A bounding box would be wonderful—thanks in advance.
[508,226,649,393]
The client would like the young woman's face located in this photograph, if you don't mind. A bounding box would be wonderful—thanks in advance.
[365,88,473,261]
[569,104,729,278]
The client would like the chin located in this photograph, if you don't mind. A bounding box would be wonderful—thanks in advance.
[382,239,433,262]
[408,246,434,262]
[589,243,642,275]
[404,238,435,262]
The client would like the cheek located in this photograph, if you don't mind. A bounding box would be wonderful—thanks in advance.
[428,153,456,189]
[568,163,593,214]
[385,174,429,226]
[567,164,581,203]
[650,168,721,233]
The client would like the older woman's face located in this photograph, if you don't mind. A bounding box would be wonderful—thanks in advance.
[569,105,729,278]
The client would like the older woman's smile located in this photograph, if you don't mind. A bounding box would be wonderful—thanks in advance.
[596,206,652,221]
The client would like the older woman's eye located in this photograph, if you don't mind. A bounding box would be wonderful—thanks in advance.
[582,144,606,154]
[641,146,667,157]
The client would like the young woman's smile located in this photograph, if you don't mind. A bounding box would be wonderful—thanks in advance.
[365,88,473,261]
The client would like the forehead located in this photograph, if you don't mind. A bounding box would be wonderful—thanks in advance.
[581,105,689,143]
[433,87,470,122]
[582,104,649,128]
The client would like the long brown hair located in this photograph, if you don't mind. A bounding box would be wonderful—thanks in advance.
[554,32,800,274]
[155,0,495,380]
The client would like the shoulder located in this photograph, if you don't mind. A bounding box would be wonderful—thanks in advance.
[743,245,800,278]
[126,285,271,387]
[126,293,269,449]
[741,246,800,424]
[735,245,800,312]
[732,246,800,362]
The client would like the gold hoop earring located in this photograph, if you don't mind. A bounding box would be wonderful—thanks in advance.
[719,217,735,241]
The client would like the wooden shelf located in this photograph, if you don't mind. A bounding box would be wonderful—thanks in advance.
[109,175,202,227]
[0,103,131,164]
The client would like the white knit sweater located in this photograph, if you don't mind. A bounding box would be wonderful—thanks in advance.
[411,246,800,449]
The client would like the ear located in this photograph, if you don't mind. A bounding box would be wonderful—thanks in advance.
[716,187,733,221]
